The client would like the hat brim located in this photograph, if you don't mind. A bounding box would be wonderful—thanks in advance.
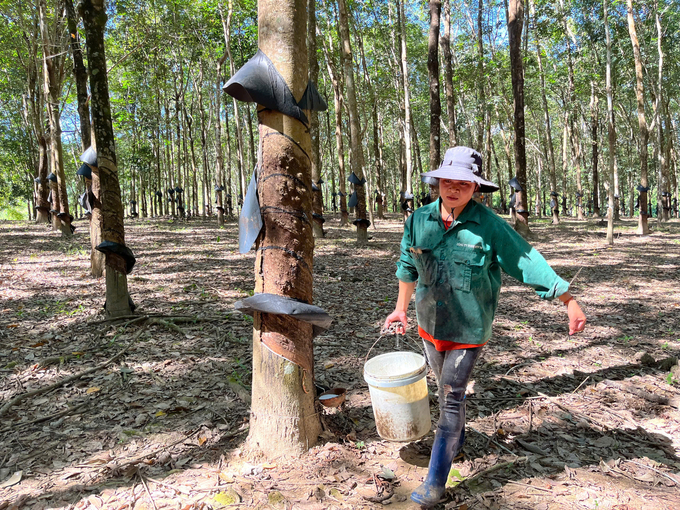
[421,167,499,193]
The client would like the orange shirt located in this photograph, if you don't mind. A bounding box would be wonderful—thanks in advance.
[419,326,488,351]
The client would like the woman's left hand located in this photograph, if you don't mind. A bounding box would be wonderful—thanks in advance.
[567,299,586,335]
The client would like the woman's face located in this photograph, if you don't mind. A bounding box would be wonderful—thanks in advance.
[439,179,477,212]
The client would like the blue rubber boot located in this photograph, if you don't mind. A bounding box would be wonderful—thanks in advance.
[410,427,465,507]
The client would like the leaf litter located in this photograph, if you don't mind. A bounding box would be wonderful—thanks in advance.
[0,215,679,509]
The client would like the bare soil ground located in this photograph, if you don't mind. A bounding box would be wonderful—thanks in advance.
[1,213,679,510]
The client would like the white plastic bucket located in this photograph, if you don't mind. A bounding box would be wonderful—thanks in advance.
[364,351,431,442]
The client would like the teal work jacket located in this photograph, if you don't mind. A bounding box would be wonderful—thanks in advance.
[396,199,569,345]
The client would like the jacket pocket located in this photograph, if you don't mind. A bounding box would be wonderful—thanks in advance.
[446,250,485,292]
[409,246,438,287]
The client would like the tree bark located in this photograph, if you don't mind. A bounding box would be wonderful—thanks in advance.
[604,0,616,245]
[81,0,132,318]
[441,0,457,147]
[626,0,649,235]
[533,17,558,224]
[655,0,669,222]
[223,2,246,204]
[508,0,529,236]
[39,0,71,237]
[322,25,348,225]
[357,30,385,220]
[338,0,369,244]
[475,0,485,153]
[428,0,441,173]
[215,52,227,226]
[246,0,322,457]
[398,0,414,219]
[590,83,600,218]
[64,0,91,151]
[308,0,324,238]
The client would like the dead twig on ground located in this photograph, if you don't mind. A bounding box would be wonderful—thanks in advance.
[500,377,671,447]
[100,428,200,474]
[148,317,186,336]
[626,459,680,486]
[145,476,194,495]
[463,457,527,487]
[0,401,89,433]
[0,330,142,420]
[139,473,159,510]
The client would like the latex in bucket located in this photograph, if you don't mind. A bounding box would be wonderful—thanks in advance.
[364,351,431,441]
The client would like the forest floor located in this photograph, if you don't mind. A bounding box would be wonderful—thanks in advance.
[1,212,679,510]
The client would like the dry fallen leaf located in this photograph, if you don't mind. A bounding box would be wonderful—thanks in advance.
[0,470,22,488]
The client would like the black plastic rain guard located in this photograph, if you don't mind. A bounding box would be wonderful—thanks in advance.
[348,191,358,208]
[636,185,650,193]
[47,173,57,182]
[508,176,522,191]
[80,147,97,167]
[297,79,328,111]
[238,167,263,254]
[312,212,325,224]
[79,191,95,213]
[348,172,366,185]
[224,49,309,124]
[234,293,332,338]
[34,177,42,184]
[95,241,136,274]
[312,182,319,192]
[76,163,92,179]
[353,218,371,228]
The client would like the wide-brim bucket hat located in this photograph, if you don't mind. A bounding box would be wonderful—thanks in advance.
[421,146,499,193]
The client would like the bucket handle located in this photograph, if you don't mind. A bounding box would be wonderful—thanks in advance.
[365,324,425,366]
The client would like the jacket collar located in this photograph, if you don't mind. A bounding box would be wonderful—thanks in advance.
[428,198,482,225]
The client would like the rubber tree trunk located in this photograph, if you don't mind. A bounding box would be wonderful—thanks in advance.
[475,0,485,153]
[626,0,649,235]
[398,0,414,217]
[590,83,600,218]
[215,55,227,226]
[533,17,559,224]
[357,30,385,220]
[308,0,324,238]
[321,26,348,225]
[655,1,670,223]
[222,2,247,205]
[428,0,441,172]
[246,0,322,457]
[338,0,369,245]
[35,135,50,223]
[604,0,616,245]
[508,0,529,237]
[81,0,132,318]
[441,0,457,147]
[39,0,71,237]
[65,0,103,273]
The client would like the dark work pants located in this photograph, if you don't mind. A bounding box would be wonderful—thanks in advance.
[422,341,483,436]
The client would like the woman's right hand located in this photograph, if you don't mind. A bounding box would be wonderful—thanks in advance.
[383,310,408,334]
